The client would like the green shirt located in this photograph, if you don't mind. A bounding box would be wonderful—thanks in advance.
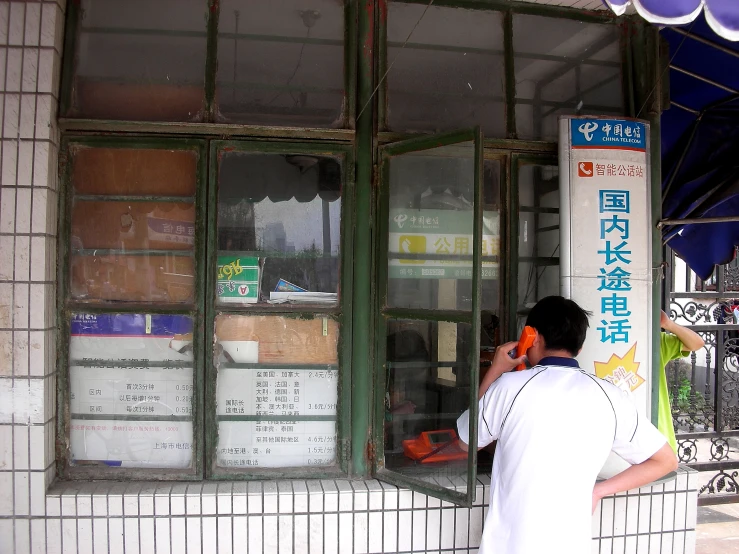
[658,332,688,453]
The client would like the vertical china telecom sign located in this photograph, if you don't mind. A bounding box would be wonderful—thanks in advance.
[559,116,652,416]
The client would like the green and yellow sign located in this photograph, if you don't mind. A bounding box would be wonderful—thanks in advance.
[217,256,259,303]
[388,209,499,279]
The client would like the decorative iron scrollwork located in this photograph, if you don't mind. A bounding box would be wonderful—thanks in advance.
[677,439,697,463]
[699,470,739,496]
[710,438,730,461]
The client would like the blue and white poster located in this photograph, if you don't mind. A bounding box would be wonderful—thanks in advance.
[559,116,651,409]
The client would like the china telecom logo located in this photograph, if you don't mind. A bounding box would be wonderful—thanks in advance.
[393,213,408,228]
[578,121,598,142]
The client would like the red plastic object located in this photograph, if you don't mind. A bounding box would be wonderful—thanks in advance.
[515,326,537,371]
[402,429,467,463]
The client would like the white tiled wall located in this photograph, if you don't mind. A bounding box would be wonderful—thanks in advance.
[35,470,697,554]
[0,0,64,551]
[0,1,699,552]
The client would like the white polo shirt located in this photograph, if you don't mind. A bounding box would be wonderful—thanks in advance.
[457,356,667,554]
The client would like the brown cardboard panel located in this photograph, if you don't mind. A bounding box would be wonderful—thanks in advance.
[74,80,204,123]
[70,255,195,303]
[71,201,195,251]
[72,145,198,196]
[216,315,339,365]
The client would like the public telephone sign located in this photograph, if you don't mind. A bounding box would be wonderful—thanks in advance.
[559,116,652,417]
[388,208,499,279]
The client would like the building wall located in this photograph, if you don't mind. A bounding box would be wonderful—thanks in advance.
[0,1,698,552]
[0,0,63,552]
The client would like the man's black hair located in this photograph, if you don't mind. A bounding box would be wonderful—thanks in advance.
[525,296,591,356]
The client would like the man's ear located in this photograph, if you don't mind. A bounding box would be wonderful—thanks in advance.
[533,330,543,348]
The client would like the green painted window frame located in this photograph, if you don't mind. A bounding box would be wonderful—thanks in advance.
[377,0,622,138]
[372,128,484,506]
[205,140,355,480]
[57,137,355,481]
[53,0,646,489]
[56,136,209,481]
[59,0,358,129]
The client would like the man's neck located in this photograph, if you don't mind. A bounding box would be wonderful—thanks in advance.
[541,349,574,359]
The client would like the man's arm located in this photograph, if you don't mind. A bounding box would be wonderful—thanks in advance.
[478,341,525,400]
[661,310,705,352]
[592,443,677,512]
[458,341,525,452]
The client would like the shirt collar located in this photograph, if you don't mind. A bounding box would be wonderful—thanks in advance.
[537,356,580,368]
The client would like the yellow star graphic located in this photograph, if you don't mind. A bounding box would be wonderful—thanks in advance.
[594,343,645,392]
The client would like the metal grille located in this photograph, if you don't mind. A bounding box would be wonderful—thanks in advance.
[665,246,739,505]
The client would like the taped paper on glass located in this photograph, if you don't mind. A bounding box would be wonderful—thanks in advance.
[69,313,194,468]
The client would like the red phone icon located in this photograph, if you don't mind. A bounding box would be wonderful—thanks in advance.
[578,162,594,177]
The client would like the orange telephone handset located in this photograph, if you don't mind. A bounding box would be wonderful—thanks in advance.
[402,429,467,463]
[515,326,537,371]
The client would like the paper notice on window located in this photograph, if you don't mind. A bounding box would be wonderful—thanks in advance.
[217,420,336,468]
[216,367,338,468]
[70,420,193,468]
[69,313,194,468]
[216,368,338,417]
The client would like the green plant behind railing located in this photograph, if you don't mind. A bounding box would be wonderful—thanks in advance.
[671,376,706,413]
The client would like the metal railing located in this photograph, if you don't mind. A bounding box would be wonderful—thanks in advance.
[665,246,739,505]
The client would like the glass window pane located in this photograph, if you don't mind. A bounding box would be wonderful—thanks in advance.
[384,319,478,489]
[388,142,496,312]
[216,151,341,306]
[517,163,559,333]
[68,147,198,304]
[68,0,208,121]
[69,313,194,469]
[386,3,505,136]
[216,0,345,127]
[513,15,622,141]
[214,315,339,469]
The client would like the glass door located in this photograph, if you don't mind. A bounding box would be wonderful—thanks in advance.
[373,128,485,506]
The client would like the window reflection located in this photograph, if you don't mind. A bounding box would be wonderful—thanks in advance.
[387,150,501,313]
[517,164,560,333]
[217,152,341,305]
[513,15,622,141]
[386,3,505,136]
[216,0,345,127]
[69,0,208,121]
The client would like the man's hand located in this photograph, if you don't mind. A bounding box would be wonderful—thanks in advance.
[478,341,526,400]
[592,489,600,515]
[660,309,705,352]
[660,310,672,331]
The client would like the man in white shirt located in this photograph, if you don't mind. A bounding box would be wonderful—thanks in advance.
[457,296,677,554]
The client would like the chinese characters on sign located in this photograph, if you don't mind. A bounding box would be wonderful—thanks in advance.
[216,367,338,468]
[596,190,632,346]
[146,217,196,245]
[561,117,651,405]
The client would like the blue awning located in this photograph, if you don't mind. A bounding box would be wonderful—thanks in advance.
[659,15,739,280]
[603,0,739,41]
